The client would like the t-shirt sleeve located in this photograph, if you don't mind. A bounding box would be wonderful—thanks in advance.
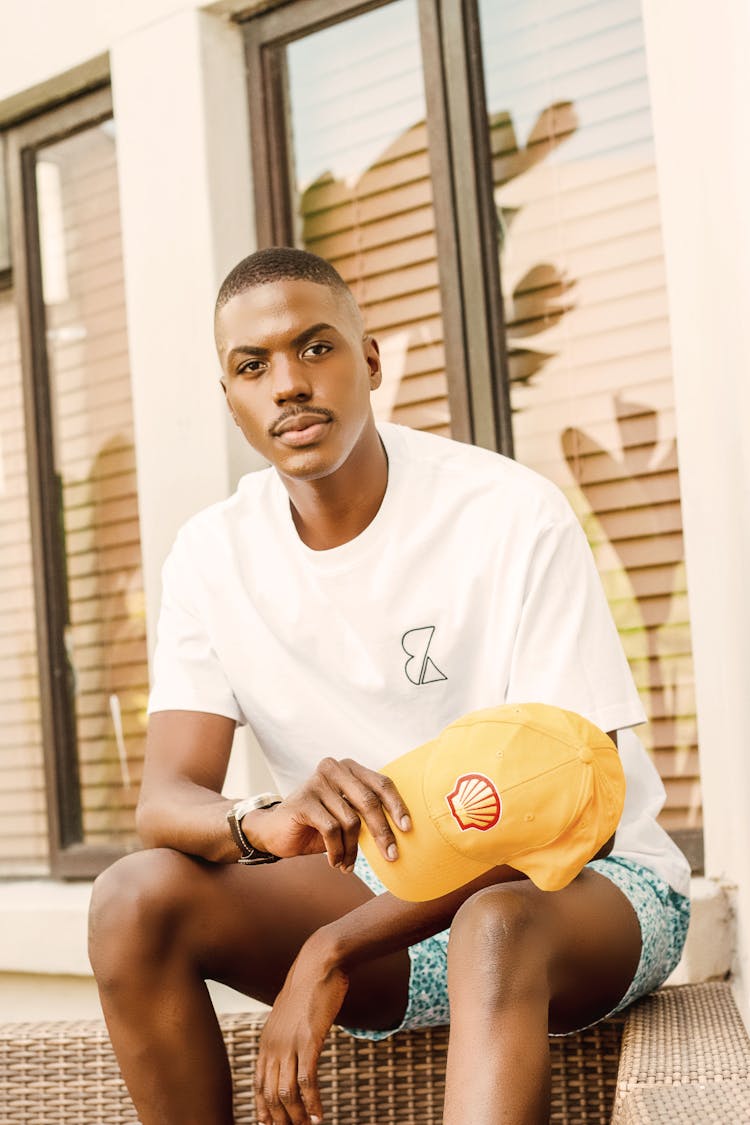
[506,508,646,734]
[147,532,245,724]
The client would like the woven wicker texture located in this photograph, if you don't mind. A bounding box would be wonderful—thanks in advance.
[614,1084,750,1124]
[612,982,750,1124]
[0,1011,624,1124]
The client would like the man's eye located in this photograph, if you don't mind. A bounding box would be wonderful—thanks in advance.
[302,342,332,358]
[238,360,264,375]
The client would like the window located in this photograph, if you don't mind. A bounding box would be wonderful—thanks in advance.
[0,138,10,287]
[285,2,452,436]
[2,88,148,877]
[243,0,702,854]
[245,0,512,452]
[477,0,700,837]
[0,286,47,875]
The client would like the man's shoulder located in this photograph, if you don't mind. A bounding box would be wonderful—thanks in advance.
[382,423,569,517]
[170,465,276,553]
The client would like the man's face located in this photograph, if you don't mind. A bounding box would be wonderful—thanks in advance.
[216,279,382,483]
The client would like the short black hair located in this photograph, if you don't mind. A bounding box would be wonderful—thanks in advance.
[215,247,359,320]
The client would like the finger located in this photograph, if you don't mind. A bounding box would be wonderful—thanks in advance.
[340,760,413,833]
[265,1059,292,1125]
[317,782,361,872]
[304,768,358,869]
[297,1046,324,1124]
[329,761,412,863]
[256,1056,293,1125]
[278,1056,312,1125]
[254,1057,272,1125]
[359,766,412,833]
[316,759,394,864]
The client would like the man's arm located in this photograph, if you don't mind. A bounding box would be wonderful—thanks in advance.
[255,836,616,1124]
[253,729,623,1122]
[137,711,413,869]
[270,726,622,1012]
[254,864,523,1124]
[136,710,241,862]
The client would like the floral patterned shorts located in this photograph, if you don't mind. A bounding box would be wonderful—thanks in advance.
[342,853,690,1041]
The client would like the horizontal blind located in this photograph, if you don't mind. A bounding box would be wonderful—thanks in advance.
[0,291,49,874]
[479,0,700,828]
[286,0,451,436]
[37,121,148,849]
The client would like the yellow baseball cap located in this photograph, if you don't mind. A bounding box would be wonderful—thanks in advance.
[359,703,625,900]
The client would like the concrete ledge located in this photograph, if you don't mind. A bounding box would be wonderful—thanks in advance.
[0,874,731,1021]
[0,881,92,976]
[666,876,732,985]
[0,879,267,1020]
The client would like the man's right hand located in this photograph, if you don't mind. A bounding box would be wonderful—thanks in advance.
[243,757,412,873]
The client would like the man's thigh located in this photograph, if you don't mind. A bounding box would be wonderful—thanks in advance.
[106,847,411,1031]
[521,866,643,1034]
[334,853,643,1042]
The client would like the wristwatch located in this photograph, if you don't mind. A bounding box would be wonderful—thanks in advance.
[227,793,283,865]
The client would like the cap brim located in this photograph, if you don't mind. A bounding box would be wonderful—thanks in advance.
[358,735,494,902]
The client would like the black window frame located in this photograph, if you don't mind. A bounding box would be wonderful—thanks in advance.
[0,7,702,879]
[5,85,127,878]
[242,0,514,455]
[240,0,703,874]
[0,134,11,290]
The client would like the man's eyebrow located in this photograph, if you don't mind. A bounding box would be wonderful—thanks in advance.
[226,343,269,365]
[225,323,338,368]
[290,322,337,350]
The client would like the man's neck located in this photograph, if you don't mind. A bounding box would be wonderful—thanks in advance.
[284,427,389,551]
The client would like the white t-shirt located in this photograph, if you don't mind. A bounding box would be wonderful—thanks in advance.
[149,422,690,895]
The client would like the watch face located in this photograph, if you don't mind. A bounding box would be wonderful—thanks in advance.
[233,798,257,821]
[235,794,280,819]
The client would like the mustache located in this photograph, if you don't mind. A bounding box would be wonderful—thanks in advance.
[269,405,335,436]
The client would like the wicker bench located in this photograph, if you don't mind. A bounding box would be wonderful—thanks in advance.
[0,982,747,1123]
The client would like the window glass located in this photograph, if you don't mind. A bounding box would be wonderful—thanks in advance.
[0,290,47,874]
[0,142,10,275]
[479,0,700,829]
[286,0,452,436]
[35,120,148,849]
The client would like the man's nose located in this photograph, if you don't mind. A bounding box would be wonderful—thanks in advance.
[271,357,312,404]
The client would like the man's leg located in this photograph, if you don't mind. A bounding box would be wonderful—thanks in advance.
[88,849,409,1125]
[443,869,642,1125]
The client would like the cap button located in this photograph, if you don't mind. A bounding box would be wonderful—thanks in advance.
[579,747,594,764]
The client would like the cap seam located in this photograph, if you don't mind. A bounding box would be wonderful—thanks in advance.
[449,714,614,755]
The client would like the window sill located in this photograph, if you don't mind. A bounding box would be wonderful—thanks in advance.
[0,881,93,976]
[0,879,268,1020]
[0,875,730,983]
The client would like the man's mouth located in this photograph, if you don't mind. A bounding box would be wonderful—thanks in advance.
[272,412,332,447]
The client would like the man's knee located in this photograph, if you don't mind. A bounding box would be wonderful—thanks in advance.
[89,848,195,987]
[448,885,549,998]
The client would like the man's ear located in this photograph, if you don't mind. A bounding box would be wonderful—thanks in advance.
[364,336,382,391]
[219,377,240,426]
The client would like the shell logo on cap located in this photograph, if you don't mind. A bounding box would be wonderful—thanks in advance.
[446,773,501,832]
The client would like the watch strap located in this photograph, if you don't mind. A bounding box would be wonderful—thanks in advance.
[227,794,282,865]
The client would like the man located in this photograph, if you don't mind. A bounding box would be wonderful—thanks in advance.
[89,248,690,1125]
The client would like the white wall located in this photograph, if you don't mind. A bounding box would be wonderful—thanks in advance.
[0,2,268,1013]
[642,0,750,1022]
[0,0,268,113]
[110,5,261,649]
[0,0,272,651]
[0,2,200,115]
[1,0,748,1024]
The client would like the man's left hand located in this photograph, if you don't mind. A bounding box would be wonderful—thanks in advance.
[255,940,349,1124]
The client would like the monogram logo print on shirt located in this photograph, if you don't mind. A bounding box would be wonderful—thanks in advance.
[401,626,447,685]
